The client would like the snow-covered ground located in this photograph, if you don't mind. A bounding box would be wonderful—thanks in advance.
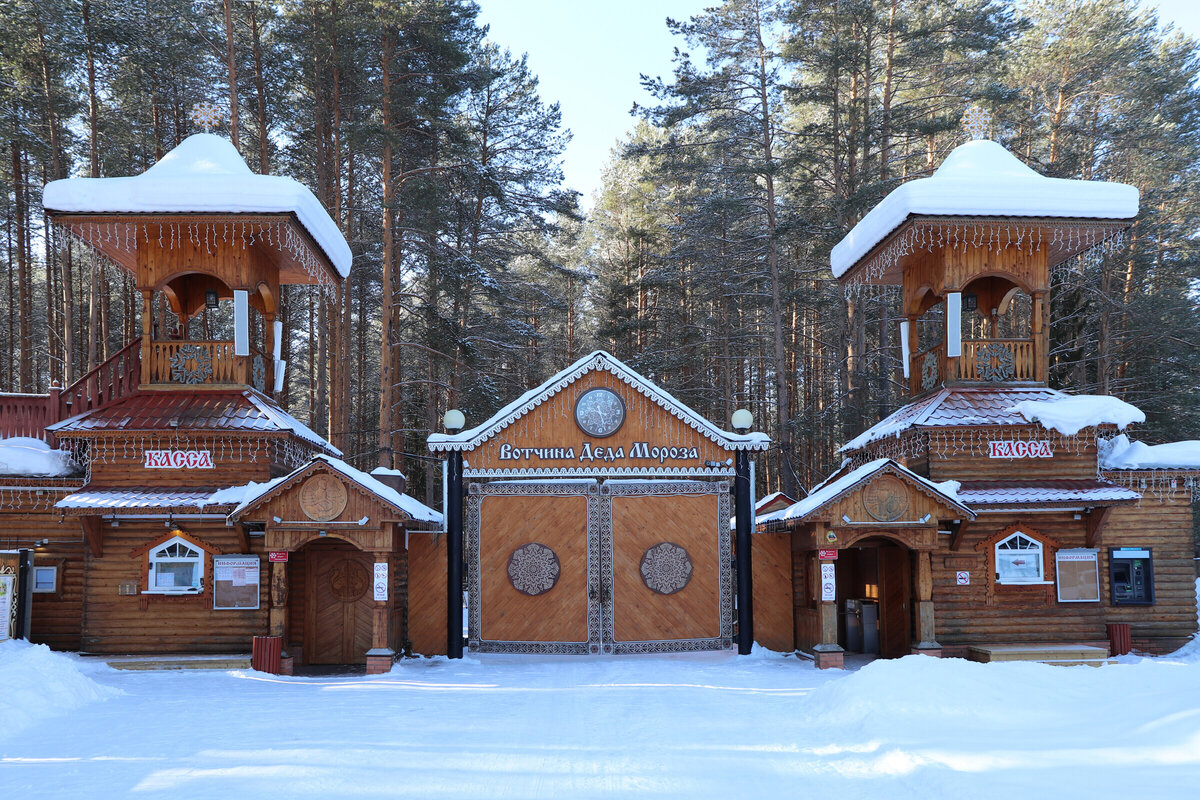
[3,620,1200,798]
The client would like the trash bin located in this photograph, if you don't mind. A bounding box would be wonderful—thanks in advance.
[843,600,863,652]
[251,635,283,674]
[861,600,879,655]
[1106,623,1132,656]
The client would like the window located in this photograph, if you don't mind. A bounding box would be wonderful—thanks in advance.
[32,565,57,593]
[146,535,204,594]
[995,531,1045,584]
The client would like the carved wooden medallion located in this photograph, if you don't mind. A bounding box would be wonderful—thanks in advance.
[863,475,909,522]
[329,559,369,602]
[640,542,693,595]
[299,473,348,521]
[507,543,561,596]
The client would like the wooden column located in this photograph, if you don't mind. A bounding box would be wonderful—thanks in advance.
[140,290,153,384]
[1032,291,1047,383]
[269,560,287,638]
[366,551,394,675]
[914,550,941,656]
[813,558,843,669]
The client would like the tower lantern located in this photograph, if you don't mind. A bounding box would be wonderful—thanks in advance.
[831,109,1138,396]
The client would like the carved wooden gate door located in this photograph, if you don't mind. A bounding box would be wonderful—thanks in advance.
[468,480,732,654]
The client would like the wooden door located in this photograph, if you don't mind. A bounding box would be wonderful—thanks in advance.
[472,488,594,653]
[878,546,912,659]
[605,482,732,653]
[305,543,374,664]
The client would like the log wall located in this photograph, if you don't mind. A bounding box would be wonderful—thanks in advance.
[79,520,268,653]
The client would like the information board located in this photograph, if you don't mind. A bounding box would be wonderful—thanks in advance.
[0,575,13,641]
[1056,549,1099,603]
[213,555,261,610]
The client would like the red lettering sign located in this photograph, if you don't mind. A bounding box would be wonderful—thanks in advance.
[268,551,289,563]
[143,450,215,469]
[988,440,1053,459]
[819,549,838,561]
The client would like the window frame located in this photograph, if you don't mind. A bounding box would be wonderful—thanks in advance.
[993,530,1050,585]
[144,534,206,595]
[32,564,58,594]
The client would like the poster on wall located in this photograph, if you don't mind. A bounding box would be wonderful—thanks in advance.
[1056,549,1100,603]
[213,555,261,610]
[0,575,14,641]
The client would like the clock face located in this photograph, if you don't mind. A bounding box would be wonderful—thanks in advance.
[574,388,626,438]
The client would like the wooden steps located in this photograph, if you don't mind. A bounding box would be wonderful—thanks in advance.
[967,644,1114,667]
[102,655,251,671]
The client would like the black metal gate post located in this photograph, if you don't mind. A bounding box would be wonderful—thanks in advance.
[734,450,754,655]
[15,548,33,640]
[446,449,464,659]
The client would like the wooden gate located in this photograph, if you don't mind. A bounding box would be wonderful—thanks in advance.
[468,480,732,654]
[305,542,375,664]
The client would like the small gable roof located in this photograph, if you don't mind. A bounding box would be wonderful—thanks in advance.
[758,459,973,527]
[427,350,769,453]
[224,454,441,525]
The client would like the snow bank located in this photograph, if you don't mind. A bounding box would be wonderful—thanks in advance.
[831,139,1138,277]
[0,437,77,477]
[0,640,119,739]
[1008,394,1144,436]
[1100,434,1200,471]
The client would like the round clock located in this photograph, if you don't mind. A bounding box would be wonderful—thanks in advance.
[574,388,626,438]
[299,473,348,522]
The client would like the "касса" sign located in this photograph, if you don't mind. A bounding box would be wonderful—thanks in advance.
[143,450,215,469]
[988,440,1053,459]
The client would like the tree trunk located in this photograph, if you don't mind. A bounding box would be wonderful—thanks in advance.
[223,0,241,148]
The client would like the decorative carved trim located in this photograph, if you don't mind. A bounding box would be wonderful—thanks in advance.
[429,353,769,453]
[640,542,693,594]
[507,543,561,596]
[464,466,736,479]
[975,342,1016,382]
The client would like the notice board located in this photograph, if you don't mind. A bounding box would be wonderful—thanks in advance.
[213,555,261,610]
[1056,549,1099,603]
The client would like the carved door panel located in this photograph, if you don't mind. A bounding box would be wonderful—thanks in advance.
[603,482,732,654]
[306,546,374,664]
[878,546,912,659]
[469,482,599,654]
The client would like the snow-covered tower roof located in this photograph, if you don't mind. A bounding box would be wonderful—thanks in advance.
[43,133,350,283]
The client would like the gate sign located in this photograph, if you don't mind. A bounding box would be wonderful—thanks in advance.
[988,440,1053,459]
[820,563,836,602]
[268,551,289,563]
[373,562,389,602]
[818,549,838,561]
[144,450,214,469]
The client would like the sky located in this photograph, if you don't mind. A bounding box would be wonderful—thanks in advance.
[476,0,1200,207]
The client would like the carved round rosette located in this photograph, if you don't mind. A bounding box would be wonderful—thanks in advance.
[507,543,561,596]
[640,542,693,595]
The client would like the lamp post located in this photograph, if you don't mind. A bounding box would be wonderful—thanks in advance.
[731,408,754,655]
[443,409,466,659]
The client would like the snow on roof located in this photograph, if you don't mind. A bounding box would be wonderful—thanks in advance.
[1100,434,1200,471]
[840,387,1066,453]
[42,134,351,277]
[756,459,968,527]
[831,139,1139,278]
[0,437,78,478]
[427,350,770,453]
[1007,395,1144,437]
[57,488,225,511]
[755,491,796,512]
[955,479,1140,508]
[243,391,339,455]
[370,467,407,480]
[227,454,441,524]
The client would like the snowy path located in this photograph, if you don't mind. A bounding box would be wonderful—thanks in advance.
[3,644,1200,798]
